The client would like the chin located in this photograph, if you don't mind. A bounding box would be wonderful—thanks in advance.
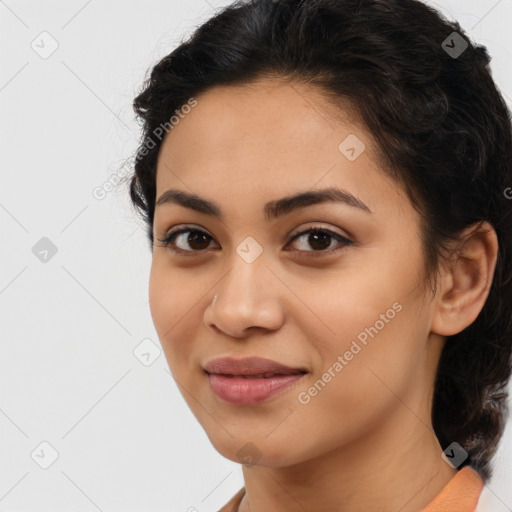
[207,433,306,468]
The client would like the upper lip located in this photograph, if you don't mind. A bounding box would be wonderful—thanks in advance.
[203,356,308,376]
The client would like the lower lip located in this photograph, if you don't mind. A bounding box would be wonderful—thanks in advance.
[207,373,307,405]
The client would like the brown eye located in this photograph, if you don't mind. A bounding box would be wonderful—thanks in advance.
[155,225,353,257]
[300,231,331,251]
[183,230,212,250]
[157,228,215,253]
[287,227,352,255]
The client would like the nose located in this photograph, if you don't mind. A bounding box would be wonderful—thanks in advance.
[203,256,285,338]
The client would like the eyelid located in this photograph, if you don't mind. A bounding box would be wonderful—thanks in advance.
[156,222,353,255]
[288,222,352,241]
[154,224,216,254]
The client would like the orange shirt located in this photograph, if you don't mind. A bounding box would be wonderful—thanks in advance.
[218,466,484,512]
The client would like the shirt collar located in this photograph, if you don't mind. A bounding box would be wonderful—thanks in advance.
[219,466,484,512]
[420,466,484,512]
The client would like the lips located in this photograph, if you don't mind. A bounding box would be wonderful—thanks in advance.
[203,356,308,377]
[207,373,307,405]
[218,373,292,379]
[203,356,309,405]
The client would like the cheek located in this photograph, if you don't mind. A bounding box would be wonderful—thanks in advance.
[148,261,171,335]
[298,267,403,351]
[149,259,198,329]
[148,262,199,367]
[326,307,425,417]
[290,312,423,453]
[297,262,425,403]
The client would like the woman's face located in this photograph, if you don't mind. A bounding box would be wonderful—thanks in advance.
[149,78,443,467]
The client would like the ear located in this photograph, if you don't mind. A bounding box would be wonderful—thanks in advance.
[430,221,498,337]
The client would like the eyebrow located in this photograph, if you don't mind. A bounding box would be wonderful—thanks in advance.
[155,187,373,221]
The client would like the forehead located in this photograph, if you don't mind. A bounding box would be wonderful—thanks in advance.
[155,78,412,222]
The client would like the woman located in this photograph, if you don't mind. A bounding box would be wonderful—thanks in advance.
[128,0,512,510]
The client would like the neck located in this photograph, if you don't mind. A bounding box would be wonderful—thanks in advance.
[238,400,457,512]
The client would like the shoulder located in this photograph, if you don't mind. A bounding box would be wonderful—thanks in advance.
[420,466,484,512]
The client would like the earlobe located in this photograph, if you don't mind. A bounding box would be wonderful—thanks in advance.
[430,222,498,337]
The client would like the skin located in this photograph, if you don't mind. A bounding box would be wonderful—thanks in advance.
[148,77,498,512]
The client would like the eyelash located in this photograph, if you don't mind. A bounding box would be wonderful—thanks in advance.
[155,225,353,257]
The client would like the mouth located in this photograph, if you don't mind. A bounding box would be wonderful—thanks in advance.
[204,370,307,378]
[203,356,309,377]
[204,371,308,405]
[202,356,309,404]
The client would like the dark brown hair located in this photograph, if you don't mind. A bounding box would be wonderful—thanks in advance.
[128,0,512,481]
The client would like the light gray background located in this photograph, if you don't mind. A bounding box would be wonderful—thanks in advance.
[1,1,511,511]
